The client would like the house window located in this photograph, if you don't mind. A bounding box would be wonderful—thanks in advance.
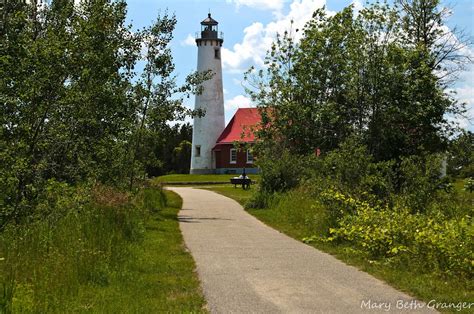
[214,48,220,59]
[230,148,237,164]
[195,145,201,157]
[246,150,254,164]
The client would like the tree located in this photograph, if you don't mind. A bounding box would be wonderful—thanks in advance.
[172,140,192,174]
[245,2,469,162]
[128,13,210,189]
[0,0,204,225]
[136,123,193,177]
[447,131,473,178]
[397,0,472,83]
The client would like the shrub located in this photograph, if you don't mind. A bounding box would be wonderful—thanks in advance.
[398,154,446,213]
[325,190,473,278]
[464,177,474,193]
[257,150,307,193]
[306,138,395,203]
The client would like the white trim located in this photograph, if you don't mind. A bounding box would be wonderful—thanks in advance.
[246,150,254,164]
[230,148,237,164]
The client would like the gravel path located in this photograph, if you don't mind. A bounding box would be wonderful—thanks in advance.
[169,187,435,314]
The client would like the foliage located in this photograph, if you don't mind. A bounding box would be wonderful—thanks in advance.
[145,124,193,177]
[316,137,396,201]
[172,140,192,173]
[249,138,473,292]
[256,150,308,194]
[245,1,469,162]
[246,192,473,309]
[1,184,141,311]
[464,178,474,193]
[326,191,473,278]
[0,1,206,225]
[397,153,447,212]
[246,190,275,209]
[397,0,472,79]
[448,131,474,178]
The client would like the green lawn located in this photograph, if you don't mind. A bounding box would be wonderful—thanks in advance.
[155,173,260,185]
[201,185,257,205]
[202,186,473,313]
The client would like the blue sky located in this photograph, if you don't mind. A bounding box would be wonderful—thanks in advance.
[126,0,473,130]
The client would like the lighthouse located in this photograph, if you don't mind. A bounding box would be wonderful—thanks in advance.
[190,13,225,174]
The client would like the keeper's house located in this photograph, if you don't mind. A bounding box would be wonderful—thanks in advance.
[212,108,261,174]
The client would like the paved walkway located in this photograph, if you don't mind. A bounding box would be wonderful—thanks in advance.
[169,187,435,313]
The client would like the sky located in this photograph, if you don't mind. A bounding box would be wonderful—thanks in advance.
[125,0,473,131]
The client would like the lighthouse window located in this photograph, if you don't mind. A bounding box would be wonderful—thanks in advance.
[214,48,220,59]
[195,145,201,157]
[246,150,254,164]
[230,149,237,164]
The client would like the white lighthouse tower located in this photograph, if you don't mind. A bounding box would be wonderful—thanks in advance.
[190,13,225,174]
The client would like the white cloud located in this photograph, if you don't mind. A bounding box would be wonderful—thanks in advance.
[227,0,285,12]
[232,78,243,86]
[452,80,474,131]
[225,94,253,110]
[181,34,196,46]
[351,0,364,14]
[444,38,474,131]
[222,0,329,72]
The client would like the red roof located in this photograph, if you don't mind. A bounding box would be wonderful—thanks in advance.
[215,108,261,144]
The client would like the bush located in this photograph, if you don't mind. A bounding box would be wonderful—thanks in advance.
[254,137,396,207]
[398,154,446,213]
[464,177,474,193]
[322,139,395,199]
[257,150,308,193]
[252,137,472,280]
[325,190,473,278]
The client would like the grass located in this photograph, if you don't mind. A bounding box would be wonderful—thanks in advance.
[0,186,207,313]
[203,185,473,314]
[453,178,473,211]
[73,190,207,313]
[154,173,260,185]
[453,177,471,194]
[201,185,257,205]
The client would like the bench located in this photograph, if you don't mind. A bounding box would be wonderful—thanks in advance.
[230,178,252,190]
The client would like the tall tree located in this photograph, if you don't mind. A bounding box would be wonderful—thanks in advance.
[397,0,472,82]
[128,13,210,189]
[245,2,469,162]
[1,0,205,224]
